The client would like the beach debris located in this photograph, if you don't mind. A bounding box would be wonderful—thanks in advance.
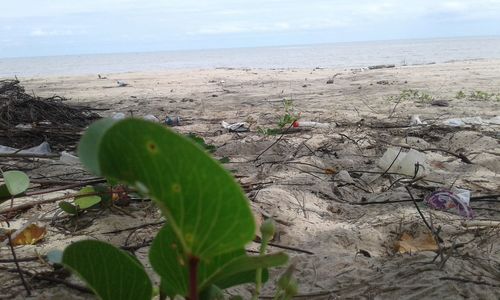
[368,64,395,70]
[424,188,474,218]
[461,220,500,229]
[222,121,249,132]
[0,141,52,155]
[98,74,107,79]
[112,112,126,120]
[60,151,81,165]
[430,99,449,107]
[292,121,330,129]
[117,80,128,87]
[0,79,100,150]
[143,114,159,122]
[164,116,181,126]
[0,224,47,246]
[442,116,500,127]
[334,170,354,184]
[326,73,341,84]
[410,115,426,126]
[394,232,438,254]
[378,147,429,177]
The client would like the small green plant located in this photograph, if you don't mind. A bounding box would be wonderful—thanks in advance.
[0,170,30,203]
[258,99,300,135]
[60,118,289,300]
[468,90,499,101]
[387,89,435,104]
[58,185,105,215]
[455,90,466,99]
[455,89,500,101]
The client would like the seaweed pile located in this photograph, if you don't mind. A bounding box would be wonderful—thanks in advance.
[0,79,100,150]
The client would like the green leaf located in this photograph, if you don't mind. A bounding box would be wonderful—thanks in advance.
[0,170,30,203]
[149,225,274,298]
[62,240,152,300]
[80,119,255,258]
[59,201,78,214]
[74,186,101,209]
[201,252,287,291]
[77,118,117,175]
[218,157,230,164]
[186,133,217,153]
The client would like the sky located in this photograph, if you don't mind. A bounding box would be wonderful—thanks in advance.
[1,0,500,58]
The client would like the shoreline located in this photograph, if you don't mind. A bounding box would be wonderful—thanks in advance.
[2,57,499,81]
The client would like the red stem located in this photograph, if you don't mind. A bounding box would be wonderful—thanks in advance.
[188,255,199,300]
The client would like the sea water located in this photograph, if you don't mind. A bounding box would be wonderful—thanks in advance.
[1,36,500,77]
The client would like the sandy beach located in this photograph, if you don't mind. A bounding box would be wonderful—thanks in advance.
[1,59,500,299]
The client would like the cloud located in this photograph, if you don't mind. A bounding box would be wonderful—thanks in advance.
[1,0,500,57]
[30,28,76,37]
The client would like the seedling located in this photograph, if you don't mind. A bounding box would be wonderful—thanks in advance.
[387,89,435,104]
[258,99,300,135]
[60,118,289,300]
[0,170,30,204]
[455,89,500,101]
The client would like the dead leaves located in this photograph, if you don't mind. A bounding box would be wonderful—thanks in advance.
[0,224,47,246]
[394,231,438,254]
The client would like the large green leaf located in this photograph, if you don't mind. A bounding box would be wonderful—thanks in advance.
[150,225,279,298]
[78,118,117,175]
[202,252,287,291]
[78,119,255,258]
[62,240,152,300]
[0,170,30,203]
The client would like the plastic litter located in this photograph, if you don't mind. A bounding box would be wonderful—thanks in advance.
[117,80,128,87]
[0,142,52,155]
[222,121,249,132]
[292,121,330,129]
[442,116,500,127]
[143,114,159,122]
[334,170,354,184]
[111,112,126,120]
[424,188,474,218]
[378,147,429,177]
[15,124,33,129]
[410,115,426,126]
[164,116,181,126]
[60,151,81,164]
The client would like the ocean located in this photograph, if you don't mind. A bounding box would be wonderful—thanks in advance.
[1,36,500,77]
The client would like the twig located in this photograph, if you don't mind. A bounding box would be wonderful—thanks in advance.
[0,265,91,294]
[0,190,110,216]
[260,289,338,298]
[0,256,42,263]
[0,153,60,158]
[254,123,295,161]
[102,220,166,234]
[439,276,500,287]
[7,235,31,296]
[380,147,403,178]
[253,239,314,255]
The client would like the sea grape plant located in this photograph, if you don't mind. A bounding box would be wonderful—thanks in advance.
[61,118,288,300]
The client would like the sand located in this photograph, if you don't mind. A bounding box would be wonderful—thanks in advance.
[1,59,499,299]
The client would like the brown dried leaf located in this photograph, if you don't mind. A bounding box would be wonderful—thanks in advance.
[10,224,47,246]
[394,232,438,254]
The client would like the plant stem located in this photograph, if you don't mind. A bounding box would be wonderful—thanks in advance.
[188,255,199,300]
[253,239,269,300]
